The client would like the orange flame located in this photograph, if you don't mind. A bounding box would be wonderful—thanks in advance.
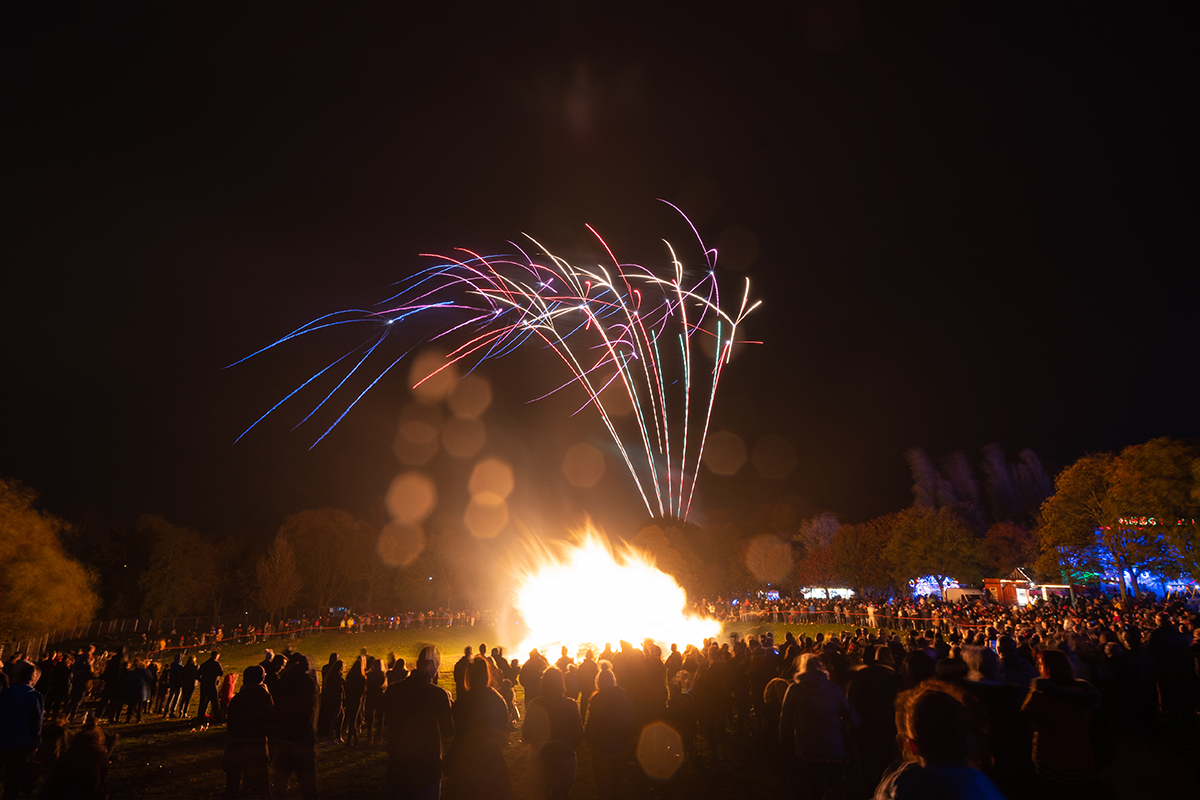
[512,528,721,658]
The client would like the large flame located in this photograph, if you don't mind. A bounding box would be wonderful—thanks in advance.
[512,529,721,658]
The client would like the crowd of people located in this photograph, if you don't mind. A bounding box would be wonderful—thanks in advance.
[0,590,1196,799]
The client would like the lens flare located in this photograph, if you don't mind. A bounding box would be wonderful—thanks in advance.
[512,529,720,658]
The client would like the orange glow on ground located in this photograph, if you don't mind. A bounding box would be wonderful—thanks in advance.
[512,529,720,658]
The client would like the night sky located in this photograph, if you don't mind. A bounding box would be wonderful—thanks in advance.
[4,3,1197,543]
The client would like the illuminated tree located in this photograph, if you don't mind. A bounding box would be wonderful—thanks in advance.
[0,479,99,642]
[253,533,302,621]
[884,505,984,597]
[1035,454,1111,591]
[1036,441,1196,601]
[1108,438,1199,584]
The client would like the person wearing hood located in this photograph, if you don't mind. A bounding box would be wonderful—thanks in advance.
[0,661,42,800]
[779,653,860,800]
[1021,648,1102,798]
[224,665,274,799]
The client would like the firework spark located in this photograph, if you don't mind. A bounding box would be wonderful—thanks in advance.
[232,203,760,521]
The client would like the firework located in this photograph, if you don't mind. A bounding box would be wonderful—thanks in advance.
[232,202,760,521]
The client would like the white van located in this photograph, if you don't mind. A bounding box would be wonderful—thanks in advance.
[945,588,985,603]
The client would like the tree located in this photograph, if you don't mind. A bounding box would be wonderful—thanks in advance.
[280,509,372,614]
[0,479,99,642]
[884,506,984,598]
[1035,453,1111,590]
[743,534,794,588]
[631,524,704,598]
[138,515,218,618]
[832,513,897,596]
[254,533,303,621]
[793,543,836,597]
[1108,438,1199,582]
[983,522,1038,576]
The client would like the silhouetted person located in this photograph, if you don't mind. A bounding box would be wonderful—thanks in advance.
[319,660,345,745]
[1022,648,1101,799]
[179,656,199,719]
[446,657,511,800]
[272,653,319,799]
[196,653,224,724]
[122,659,153,723]
[576,651,598,721]
[523,667,583,800]
[344,656,367,746]
[365,658,387,746]
[224,666,273,799]
[453,647,473,701]
[165,655,184,718]
[848,645,899,792]
[65,649,94,723]
[583,663,635,798]
[383,646,453,800]
[779,653,859,800]
[875,682,1005,800]
[43,712,117,800]
[100,648,126,724]
[962,646,1034,798]
[519,651,546,703]
[0,661,42,800]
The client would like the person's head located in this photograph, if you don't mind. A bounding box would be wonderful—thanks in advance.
[173,654,181,664]
[243,666,265,687]
[1037,649,1074,684]
[465,656,492,692]
[12,661,36,686]
[464,646,473,657]
[962,646,1002,682]
[210,652,220,661]
[585,649,594,660]
[795,653,827,679]
[540,666,565,697]
[897,683,976,767]
[479,643,487,656]
[903,651,936,688]
[417,646,441,678]
[561,646,569,657]
[670,643,678,653]
[874,645,895,669]
[263,649,274,661]
[287,653,311,674]
[597,662,616,689]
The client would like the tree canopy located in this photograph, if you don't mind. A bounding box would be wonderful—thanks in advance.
[0,479,99,642]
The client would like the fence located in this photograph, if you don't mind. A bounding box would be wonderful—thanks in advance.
[1,613,274,660]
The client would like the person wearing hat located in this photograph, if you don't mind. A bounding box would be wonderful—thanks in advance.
[224,665,273,799]
[383,646,453,800]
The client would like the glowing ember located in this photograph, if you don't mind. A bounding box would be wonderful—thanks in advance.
[512,530,721,658]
